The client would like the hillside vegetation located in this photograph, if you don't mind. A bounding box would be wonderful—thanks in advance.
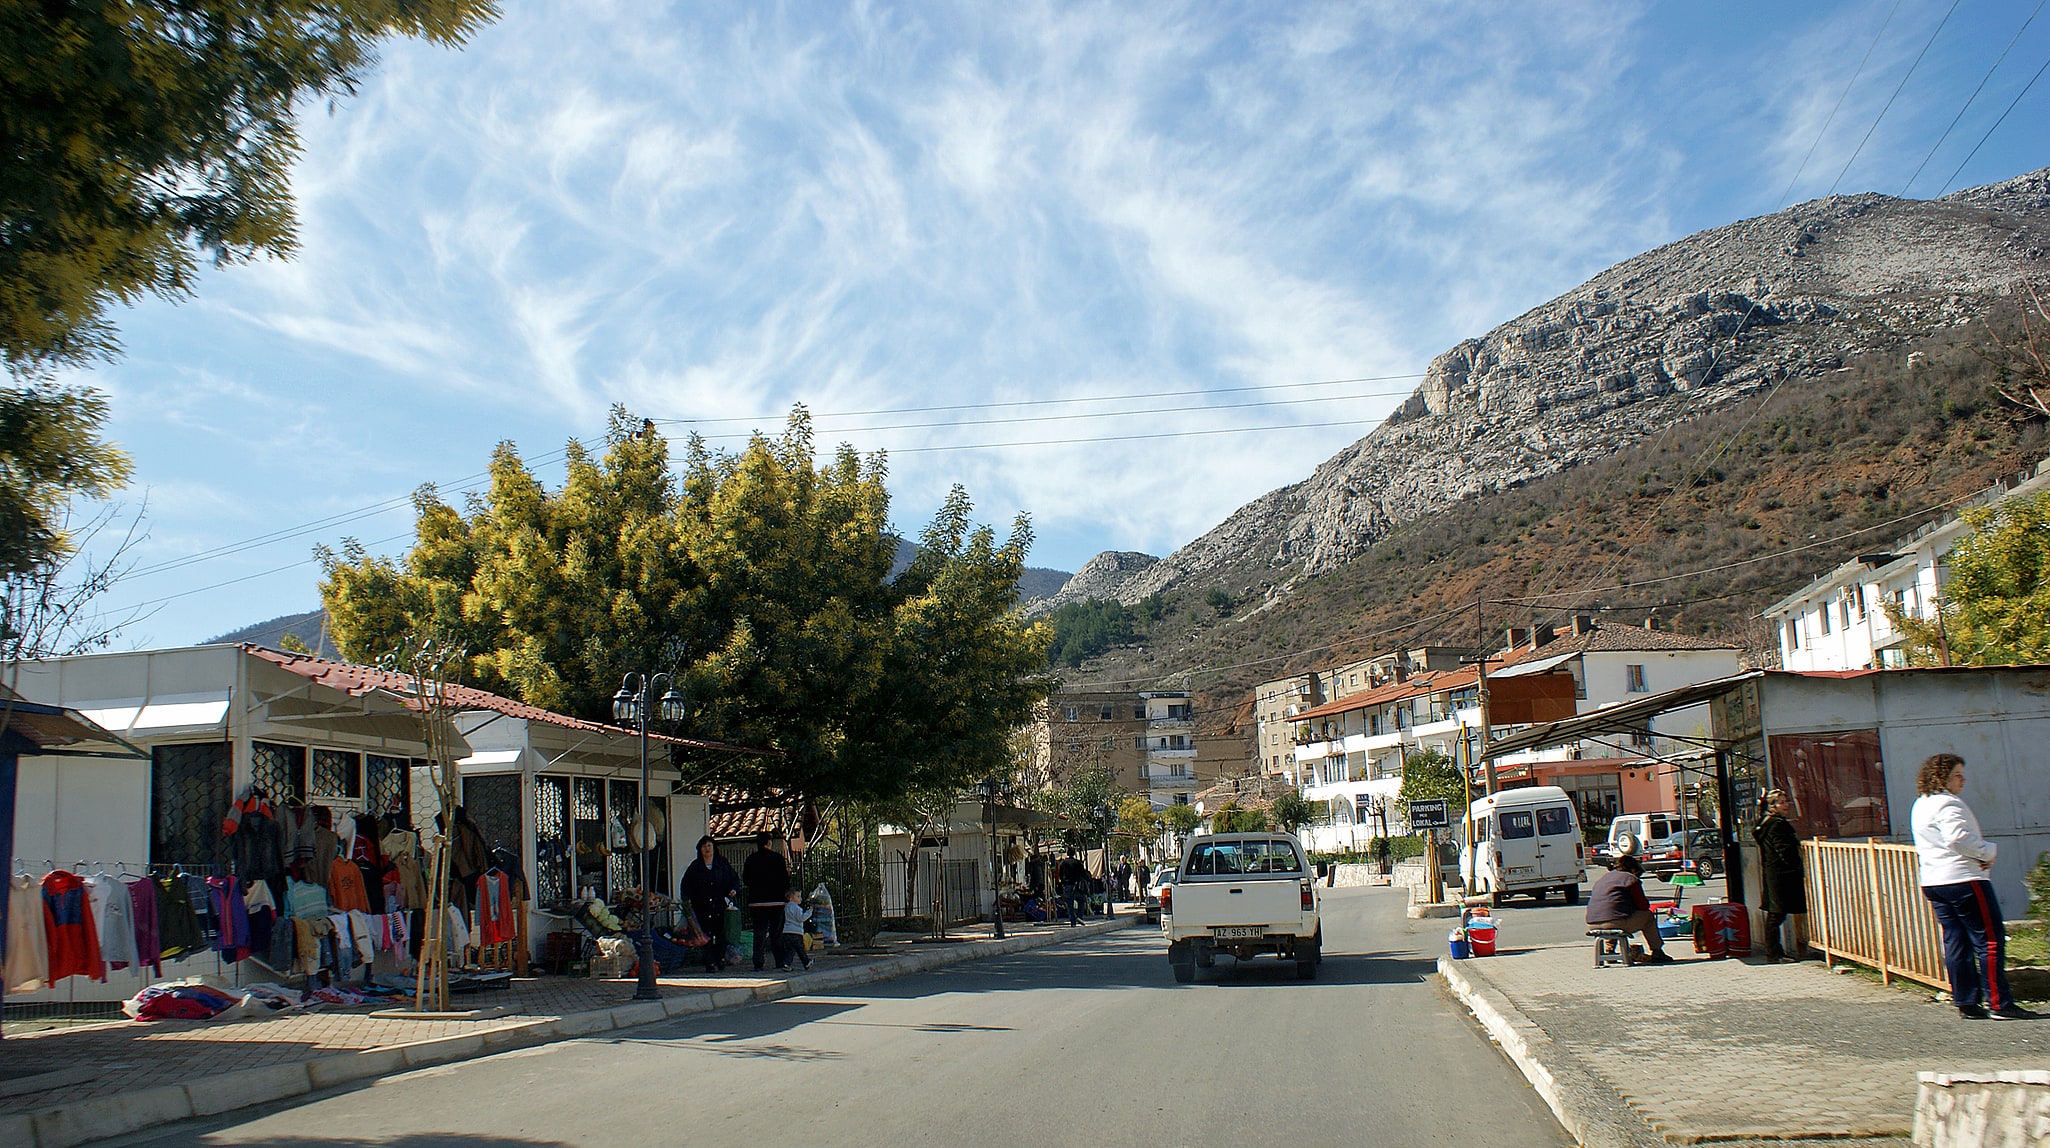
[1059,308,2049,721]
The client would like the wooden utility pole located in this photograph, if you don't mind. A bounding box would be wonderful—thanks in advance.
[1475,595,1498,797]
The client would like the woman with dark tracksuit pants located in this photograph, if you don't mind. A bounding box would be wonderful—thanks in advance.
[1911,753,2032,1021]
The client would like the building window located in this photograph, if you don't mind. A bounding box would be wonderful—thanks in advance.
[311,748,362,801]
[249,741,306,802]
[1134,705,1145,719]
[1064,705,1079,721]
[365,755,414,819]
[1168,703,1191,719]
[1625,665,1648,693]
[1100,735,1115,750]
[1817,606,1830,635]
[1785,620,1799,650]
[1767,729,1889,838]
[1629,730,1653,748]
[151,743,232,869]
[1135,736,1146,751]
[1100,704,1114,720]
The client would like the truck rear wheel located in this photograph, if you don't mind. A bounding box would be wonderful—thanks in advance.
[1565,884,1581,906]
[1295,933,1320,979]
[1173,959,1196,983]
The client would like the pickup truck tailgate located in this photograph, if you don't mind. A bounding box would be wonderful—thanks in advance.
[1171,879,1305,933]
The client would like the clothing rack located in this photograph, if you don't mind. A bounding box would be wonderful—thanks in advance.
[5,858,249,1007]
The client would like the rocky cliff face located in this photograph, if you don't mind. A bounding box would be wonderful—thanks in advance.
[1046,169,2050,611]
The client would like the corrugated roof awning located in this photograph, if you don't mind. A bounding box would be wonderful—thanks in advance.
[76,692,230,738]
[1481,670,1762,760]
[1490,650,1577,678]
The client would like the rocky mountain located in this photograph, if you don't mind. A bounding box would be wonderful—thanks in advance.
[1045,169,2050,613]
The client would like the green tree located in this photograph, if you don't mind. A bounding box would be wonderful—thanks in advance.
[1117,795,1162,843]
[0,0,500,375]
[1269,789,1314,835]
[1045,597,1136,667]
[1890,491,2050,665]
[1212,802,1270,833]
[1398,749,1465,807]
[1159,802,1199,838]
[0,385,131,574]
[320,407,1053,804]
[1045,763,1123,849]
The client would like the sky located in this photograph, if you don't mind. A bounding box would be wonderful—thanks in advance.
[53,0,2050,648]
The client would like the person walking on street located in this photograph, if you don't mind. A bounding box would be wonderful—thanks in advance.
[1584,842,1673,964]
[1115,860,1133,904]
[779,888,813,971]
[1912,754,2034,1020]
[1056,852,1085,926]
[1753,789,1806,962]
[680,835,739,973]
[742,832,792,973]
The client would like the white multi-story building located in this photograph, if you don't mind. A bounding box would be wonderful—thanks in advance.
[1767,458,2050,672]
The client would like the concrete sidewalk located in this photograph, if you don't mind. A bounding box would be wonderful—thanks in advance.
[1441,939,2049,1147]
[0,912,1139,1148]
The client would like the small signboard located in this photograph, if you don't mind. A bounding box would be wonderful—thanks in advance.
[1407,798,1450,830]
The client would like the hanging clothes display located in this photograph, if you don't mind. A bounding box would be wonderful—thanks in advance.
[6,872,49,993]
[42,870,105,983]
[154,874,203,960]
[84,873,139,973]
[207,875,251,962]
[328,857,372,913]
[285,876,331,921]
[243,879,278,957]
[475,870,516,946]
[126,876,162,977]
[283,805,316,870]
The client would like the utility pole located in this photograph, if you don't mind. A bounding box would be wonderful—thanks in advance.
[1475,594,1498,797]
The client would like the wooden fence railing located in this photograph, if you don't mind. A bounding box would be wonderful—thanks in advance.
[1803,839,1947,990]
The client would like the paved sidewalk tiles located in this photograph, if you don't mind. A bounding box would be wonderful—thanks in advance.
[0,913,1138,1148]
[1443,940,2048,1147]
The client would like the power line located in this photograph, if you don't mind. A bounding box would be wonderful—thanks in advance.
[888,416,1387,454]
[1827,0,1963,196]
[1901,0,2046,195]
[1776,0,1904,208]
[1938,50,2050,194]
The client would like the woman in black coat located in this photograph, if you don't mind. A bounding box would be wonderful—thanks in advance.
[680,836,739,972]
[1752,789,1806,962]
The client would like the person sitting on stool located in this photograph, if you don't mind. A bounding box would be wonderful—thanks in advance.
[1585,838,1673,964]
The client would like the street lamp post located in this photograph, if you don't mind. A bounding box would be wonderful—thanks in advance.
[982,778,1009,940]
[612,672,687,1002]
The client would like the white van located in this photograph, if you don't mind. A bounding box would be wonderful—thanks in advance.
[1459,785,1586,906]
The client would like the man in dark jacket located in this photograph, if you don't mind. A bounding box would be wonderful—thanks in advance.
[741,833,792,971]
[1585,847,1673,963]
[1056,852,1085,926]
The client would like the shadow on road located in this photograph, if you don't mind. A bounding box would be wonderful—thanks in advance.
[200,1136,571,1147]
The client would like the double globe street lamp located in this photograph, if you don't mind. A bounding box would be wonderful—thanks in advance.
[612,672,688,1002]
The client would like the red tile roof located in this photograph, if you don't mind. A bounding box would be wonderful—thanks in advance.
[241,645,774,756]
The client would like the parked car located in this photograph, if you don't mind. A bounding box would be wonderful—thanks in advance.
[1641,828,1724,880]
[1143,868,1175,924]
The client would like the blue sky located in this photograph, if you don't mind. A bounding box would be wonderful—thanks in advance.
[60,0,2050,647]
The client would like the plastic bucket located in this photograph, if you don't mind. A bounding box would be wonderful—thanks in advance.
[1467,924,1497,956]
[1448,936,1472,960]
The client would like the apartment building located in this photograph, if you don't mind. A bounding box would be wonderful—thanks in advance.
[1029,689,1205,807]
[1766,458,2050,672]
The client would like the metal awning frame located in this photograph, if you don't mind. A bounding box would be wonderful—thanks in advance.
[1479,670,1764,761]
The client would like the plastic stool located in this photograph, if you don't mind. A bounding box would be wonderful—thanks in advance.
[1589,927,1632,968]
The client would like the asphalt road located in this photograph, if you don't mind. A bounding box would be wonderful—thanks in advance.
[119,886,1571,1148]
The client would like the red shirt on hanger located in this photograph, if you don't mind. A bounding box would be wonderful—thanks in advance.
[42,870,106,983]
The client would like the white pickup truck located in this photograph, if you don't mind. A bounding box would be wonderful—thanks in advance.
[1160,833,1322,982]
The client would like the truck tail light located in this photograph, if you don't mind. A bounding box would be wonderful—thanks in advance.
[1300,880,1314,910]
[1160,886,1171,915]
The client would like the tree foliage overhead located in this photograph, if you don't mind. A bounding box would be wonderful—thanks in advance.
[319,407,1054,804]
[0,385,131,574]
[1892,491,2050,666]
[0,0,500,375]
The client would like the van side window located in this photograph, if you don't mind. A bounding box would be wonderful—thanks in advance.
[1536,807,1574,836]
[1500,811,1536,839]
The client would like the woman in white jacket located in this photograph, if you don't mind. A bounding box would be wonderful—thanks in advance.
[1911,753,2026,1020]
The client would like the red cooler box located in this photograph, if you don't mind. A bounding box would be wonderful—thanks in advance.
[1467,921,1497,956]
[1691,903,1749,959]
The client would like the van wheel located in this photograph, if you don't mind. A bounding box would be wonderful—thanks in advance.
[1489,884,1503,910]
[1565,884,1581,906]
[1173,959,1195,983]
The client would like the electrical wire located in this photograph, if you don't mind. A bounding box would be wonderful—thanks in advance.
[1938,50,2050,194]
[1900,0,2046,195]
[1826,0,1963,196]
[1775,0,1904,209]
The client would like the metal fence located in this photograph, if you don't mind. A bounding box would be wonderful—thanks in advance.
[879,855,984,931]
[1803,839,1947,989]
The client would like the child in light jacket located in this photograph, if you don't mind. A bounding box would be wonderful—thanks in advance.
[780,888,813,971]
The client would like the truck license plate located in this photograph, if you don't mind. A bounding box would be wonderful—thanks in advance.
[1212,926,1262,939]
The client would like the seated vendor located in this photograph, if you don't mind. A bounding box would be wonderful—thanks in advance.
[1585,839,1674,964]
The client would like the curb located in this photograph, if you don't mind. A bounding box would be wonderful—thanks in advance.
[16,914,1139,1148]
[1438,957,1663,1148]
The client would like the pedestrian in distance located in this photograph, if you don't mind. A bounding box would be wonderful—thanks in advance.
[1584,839,1674,964]
[1057,851,1085,926]
[779,888,812,972]
[1115,859,1133,904]
[742,832,792,973]
[1752,789,1806,962]
[680,835,739,973]
[1912,753,2036,1020]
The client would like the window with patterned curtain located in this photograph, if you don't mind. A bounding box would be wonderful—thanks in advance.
[249,741,306,803]
[607,779,639,896]
[150,743,232,869]
[463,774,523,857]
[366,755,413,820]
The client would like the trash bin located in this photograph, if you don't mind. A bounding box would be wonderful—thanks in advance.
[1467,921,1497,956]
[1448,929,1472,959]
